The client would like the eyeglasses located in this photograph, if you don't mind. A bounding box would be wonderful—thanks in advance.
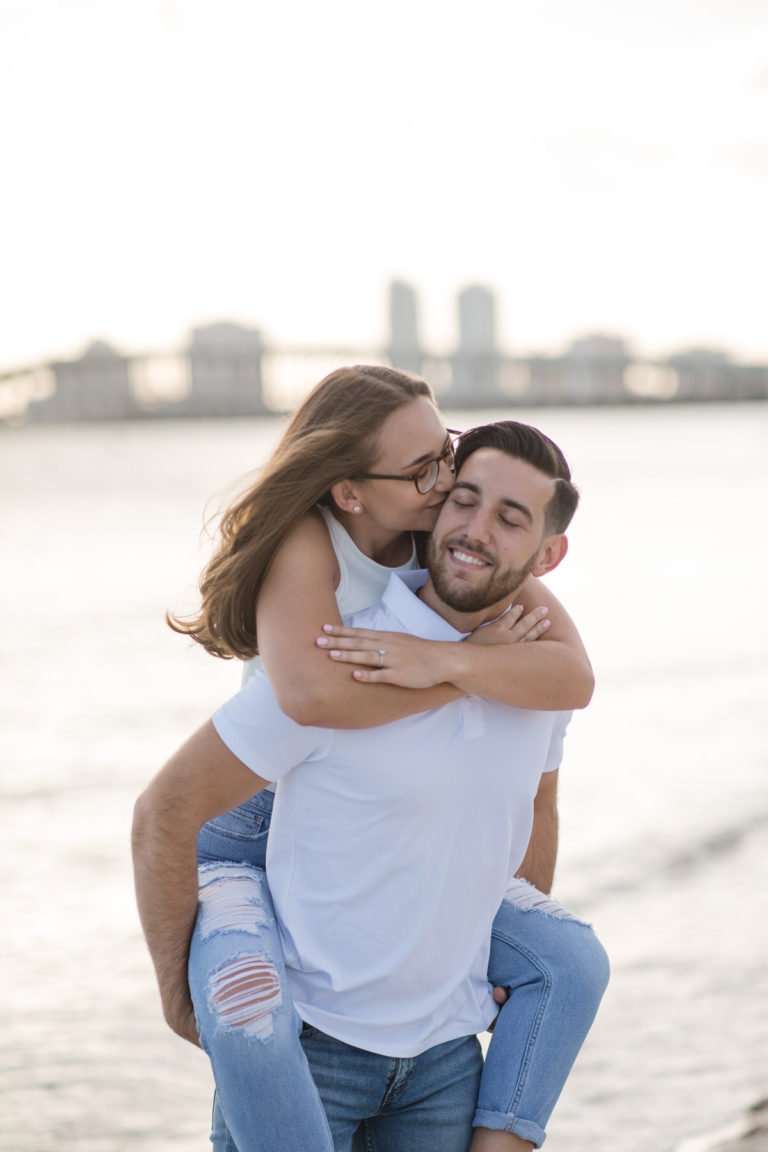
[355,431,462,495]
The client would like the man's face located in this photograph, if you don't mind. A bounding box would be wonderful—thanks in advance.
[426,447,558,617]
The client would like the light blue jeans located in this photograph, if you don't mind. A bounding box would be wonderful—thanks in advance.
[191,793,609,1151]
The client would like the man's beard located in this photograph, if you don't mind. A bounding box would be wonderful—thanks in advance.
[427,534,540,613]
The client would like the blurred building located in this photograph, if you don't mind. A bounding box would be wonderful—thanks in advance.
[27,340,140,421]
[663,347,768,402]
[446,285,501,405]
[185,322,267,416]
[386,280,423,375]
[561,334,632,403]
[666,348,733,401]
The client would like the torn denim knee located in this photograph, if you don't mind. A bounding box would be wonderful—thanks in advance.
[504,877,589,924]
[196,862,283,1040]
[207,952,283,1039]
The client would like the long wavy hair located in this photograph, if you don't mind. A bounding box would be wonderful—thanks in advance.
[168,365,436,659]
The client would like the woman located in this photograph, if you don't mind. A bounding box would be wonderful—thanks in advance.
[168,365,609,1152]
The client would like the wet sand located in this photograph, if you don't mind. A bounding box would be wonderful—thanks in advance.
[676,1102,768,1152]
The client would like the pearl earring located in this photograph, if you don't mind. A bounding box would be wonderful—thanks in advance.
[353,505,361,513]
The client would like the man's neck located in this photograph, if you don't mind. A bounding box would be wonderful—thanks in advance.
[416,577,522,634]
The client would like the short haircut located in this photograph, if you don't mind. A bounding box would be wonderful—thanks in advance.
[454,420,580,534]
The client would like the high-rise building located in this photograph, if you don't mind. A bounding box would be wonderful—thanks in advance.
[386,280,423,374]
[447,285,501,405]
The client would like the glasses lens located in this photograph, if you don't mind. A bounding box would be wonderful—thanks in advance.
[415,459,438,494]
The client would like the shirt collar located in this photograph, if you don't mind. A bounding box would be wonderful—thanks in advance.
[380,571,471,642]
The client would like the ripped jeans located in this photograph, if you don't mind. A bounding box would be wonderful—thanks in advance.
[191,792,610,1151]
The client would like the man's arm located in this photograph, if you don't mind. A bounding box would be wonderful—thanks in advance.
[515,768,559,894]
[131,720,271,1045]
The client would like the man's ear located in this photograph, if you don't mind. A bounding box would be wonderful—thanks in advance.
[531,534,568,577]
[330,478,364,514]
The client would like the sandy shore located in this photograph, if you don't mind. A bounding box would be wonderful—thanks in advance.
[675,1102,768,1152]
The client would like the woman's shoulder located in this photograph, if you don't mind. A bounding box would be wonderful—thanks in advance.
[269,508,340,582]
[280,507,334,553]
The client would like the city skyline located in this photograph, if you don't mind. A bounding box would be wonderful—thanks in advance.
[2,275,766,380]
[2,0,767,370]
[8,290,765,425]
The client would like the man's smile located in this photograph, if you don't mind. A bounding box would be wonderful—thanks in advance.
[446,541,494,569]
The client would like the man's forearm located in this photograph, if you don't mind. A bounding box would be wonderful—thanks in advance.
[515,775,559,893]
[132,790,201,1041]
[131,720,271,1043]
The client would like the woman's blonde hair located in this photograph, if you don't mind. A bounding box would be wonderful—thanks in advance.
[168,364,435,659]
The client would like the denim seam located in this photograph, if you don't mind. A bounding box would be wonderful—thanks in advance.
[488,932,553,1116]
[378,1056,416,1110]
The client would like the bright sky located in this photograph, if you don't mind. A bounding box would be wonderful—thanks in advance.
[2,0,767,369]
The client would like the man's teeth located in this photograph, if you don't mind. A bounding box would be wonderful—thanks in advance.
[450,548,487,567]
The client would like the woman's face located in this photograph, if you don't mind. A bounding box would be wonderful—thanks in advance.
[355,397,456,534]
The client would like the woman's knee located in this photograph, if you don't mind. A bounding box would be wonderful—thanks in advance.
[190,862,294,1044]
[491,883,610,1005]
[202,948,289,1041]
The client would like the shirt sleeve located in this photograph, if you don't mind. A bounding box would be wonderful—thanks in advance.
[543,710,572,774]
[212,671,333,782]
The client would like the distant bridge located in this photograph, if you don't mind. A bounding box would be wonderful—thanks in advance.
[2,332,767,425]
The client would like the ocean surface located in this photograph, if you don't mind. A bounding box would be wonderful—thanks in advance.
[1,403,766,1152]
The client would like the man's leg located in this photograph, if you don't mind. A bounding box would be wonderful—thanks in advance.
[299,1025,395,1152]
[300,1028,483,1152]
[366,1035,483,1152]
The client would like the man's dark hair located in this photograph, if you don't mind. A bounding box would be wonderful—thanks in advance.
[454,421,580,534]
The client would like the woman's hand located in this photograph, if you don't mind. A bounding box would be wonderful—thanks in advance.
[317,627,453,688]
[316,605,549,688]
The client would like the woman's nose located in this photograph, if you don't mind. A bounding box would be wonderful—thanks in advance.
[434,458,455,492]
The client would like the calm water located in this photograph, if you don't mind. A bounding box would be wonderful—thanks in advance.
[1,404,767,1152]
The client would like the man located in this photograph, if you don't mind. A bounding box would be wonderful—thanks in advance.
[133,421,596,1152]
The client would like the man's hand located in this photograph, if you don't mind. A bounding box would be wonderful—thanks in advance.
[164,989,202,1048]
[486,985,510,1034]
[466,605,550,646]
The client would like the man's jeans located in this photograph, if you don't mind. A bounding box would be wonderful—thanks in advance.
[192,791,609,1151]
[210,1028,482,1152]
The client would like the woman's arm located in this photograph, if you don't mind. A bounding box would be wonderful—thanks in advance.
[256,511,462,728]
[318,575,594,711]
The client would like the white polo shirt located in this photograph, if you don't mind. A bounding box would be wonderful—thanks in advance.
[213,570,570,1058]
